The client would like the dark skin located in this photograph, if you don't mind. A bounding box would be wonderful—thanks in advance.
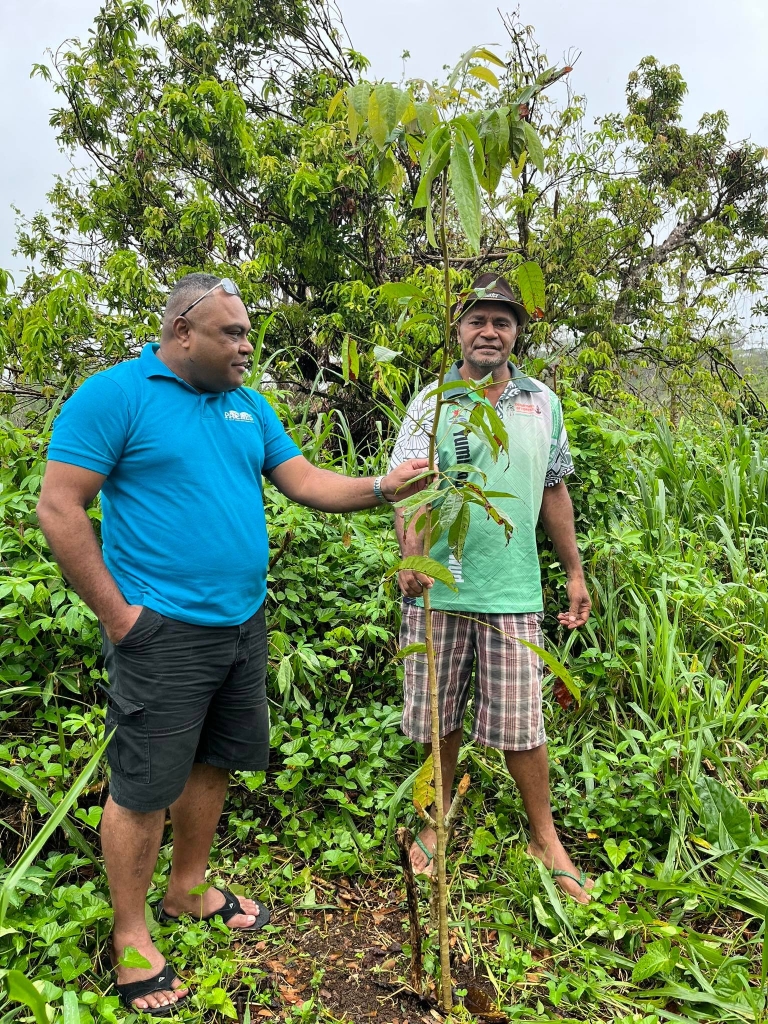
[393,300,592,900]
[36,286,431,1010]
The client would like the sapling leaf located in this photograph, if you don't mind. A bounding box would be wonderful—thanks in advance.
[516,638,581,703]
[439,489,464,533]
[448,502,471,561]
[441,462,487,482]
[450,137,481,253]
[394,556,457,591]
[393,642,427,660]
[187,882,212,895]
[413,754,435,810]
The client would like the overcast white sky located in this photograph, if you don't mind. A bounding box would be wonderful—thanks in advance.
[3,0,768,277]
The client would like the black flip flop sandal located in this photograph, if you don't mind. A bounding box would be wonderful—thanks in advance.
[114,962,186,1017]
[158,886,271,931]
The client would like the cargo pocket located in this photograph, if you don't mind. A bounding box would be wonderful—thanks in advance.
[103,689,151,783]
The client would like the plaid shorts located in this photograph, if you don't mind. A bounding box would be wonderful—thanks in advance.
[399,601,546,751]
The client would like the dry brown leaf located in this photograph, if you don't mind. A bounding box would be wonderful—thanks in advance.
[381,959,396,971]
[266,960,286,974]
[256,1011,273,1019]
[278,986,304,1006]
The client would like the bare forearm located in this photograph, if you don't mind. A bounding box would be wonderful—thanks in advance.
[539,482,584,579]
[286,466,381,512]
[37,504,129,623]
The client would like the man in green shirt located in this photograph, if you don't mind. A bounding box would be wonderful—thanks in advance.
[390,273,592,902]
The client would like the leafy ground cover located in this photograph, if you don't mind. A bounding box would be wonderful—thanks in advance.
[3,395,768,1022]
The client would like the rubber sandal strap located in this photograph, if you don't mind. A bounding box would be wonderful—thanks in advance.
[413,836,434,863]
[116,963,181,1009]
[551,868,587,888]
[159,886,270,930]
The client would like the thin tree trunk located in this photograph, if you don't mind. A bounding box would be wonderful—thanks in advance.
[417,169,456,1012]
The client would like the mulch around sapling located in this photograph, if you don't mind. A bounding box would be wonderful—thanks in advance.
[237,876,506,1023]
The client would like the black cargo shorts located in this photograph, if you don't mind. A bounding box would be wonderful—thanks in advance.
[100,603,269,812]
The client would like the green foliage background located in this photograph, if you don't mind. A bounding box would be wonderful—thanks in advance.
[3,2,768,1022]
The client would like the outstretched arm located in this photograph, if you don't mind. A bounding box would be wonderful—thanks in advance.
[267,455,432,512]
[538,481,591,629]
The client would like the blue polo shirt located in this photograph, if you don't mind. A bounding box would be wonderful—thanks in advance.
[47,343,301,626]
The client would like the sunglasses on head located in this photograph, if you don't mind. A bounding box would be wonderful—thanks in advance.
[177,278,241,319]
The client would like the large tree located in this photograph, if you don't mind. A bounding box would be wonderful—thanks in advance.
[3,3,767,420]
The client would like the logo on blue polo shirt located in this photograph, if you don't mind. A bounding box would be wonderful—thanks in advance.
[224,410,254,422]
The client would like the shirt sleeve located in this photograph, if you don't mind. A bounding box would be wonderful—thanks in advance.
[545,392,575,487]
[388,392,432,471]
[259,396,301,473]
[47,374,131,476]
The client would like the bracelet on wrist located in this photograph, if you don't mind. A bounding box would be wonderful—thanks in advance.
[373,475,392,504]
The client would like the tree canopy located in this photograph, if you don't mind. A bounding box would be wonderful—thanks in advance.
[2,1,767,421]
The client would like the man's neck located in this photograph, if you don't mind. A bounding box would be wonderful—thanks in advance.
[458,361,512,387]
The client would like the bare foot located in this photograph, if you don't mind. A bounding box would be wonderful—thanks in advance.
[409,827,436,877]
[527,835,594,904]
[162,885,263,929]
[112,933,188,1012]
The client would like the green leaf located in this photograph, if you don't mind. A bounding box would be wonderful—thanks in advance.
[347,82,371,118]
[415,102,438,135]
[695,777,751,848]
[604,837,633,868]
[413,754,435,810]
[62,990,80,1024]
[515,638,581,703]
[394,556,457,592]
[516,261,546,316]
[471,826,497,856]
[368,83,399,150]
[392,642,427,660]
[187,882,212,896]
[450,138,481,253]
[522,121,545,174]
[379,281,428,301]
[373,345,401,364]
[4,971,50,1024]
[632,939,675,983]
[469,65,499,89]
[327,88,345,118]
[472,47,507,68]
[439,489,464,533]
[118,946,153,970]
[414,139,450,210]
[448,502,470,561]
[341,335,359,382]
[532,894,560,934]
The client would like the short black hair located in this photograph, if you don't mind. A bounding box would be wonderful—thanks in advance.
[163,273,221,329]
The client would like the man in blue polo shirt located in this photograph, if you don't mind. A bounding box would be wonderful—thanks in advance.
[36,274,429,1015]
